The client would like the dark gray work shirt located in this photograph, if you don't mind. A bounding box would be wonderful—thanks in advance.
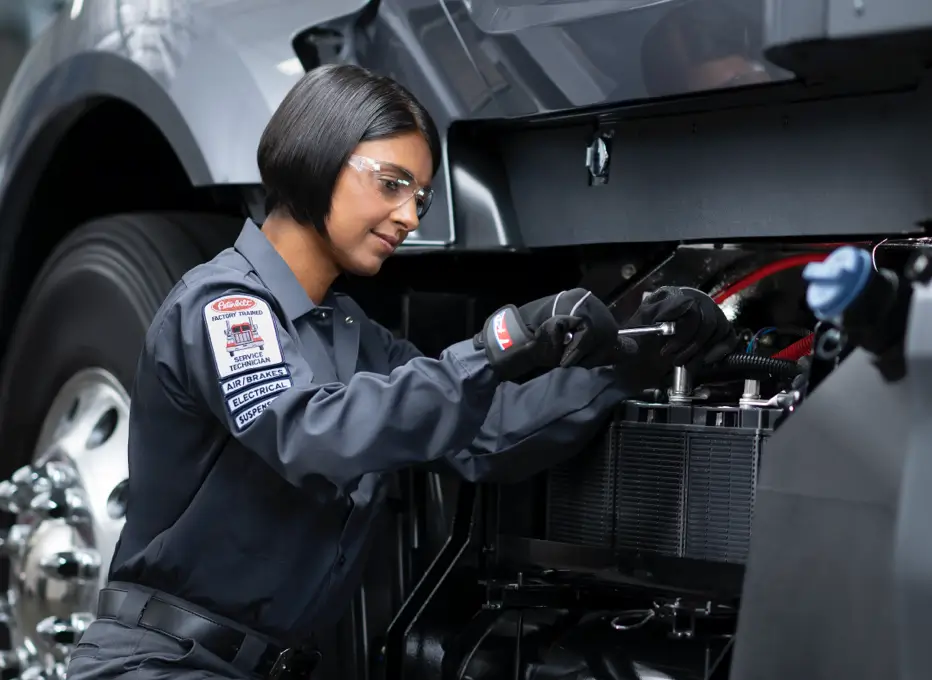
[109,220,629,644]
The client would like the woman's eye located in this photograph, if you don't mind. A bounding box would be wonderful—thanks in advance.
[378,177,405,193]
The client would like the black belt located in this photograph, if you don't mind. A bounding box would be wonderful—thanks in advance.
[97,586,320,679]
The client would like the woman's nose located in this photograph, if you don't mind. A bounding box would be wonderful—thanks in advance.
[390,198,420,232]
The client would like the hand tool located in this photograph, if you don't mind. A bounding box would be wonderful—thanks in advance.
[564,321,676,346]
[616,321,676,337]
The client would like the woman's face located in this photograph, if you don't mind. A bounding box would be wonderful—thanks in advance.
[325,131,434,276]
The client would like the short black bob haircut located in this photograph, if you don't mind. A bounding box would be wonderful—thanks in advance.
[257,63,442,232]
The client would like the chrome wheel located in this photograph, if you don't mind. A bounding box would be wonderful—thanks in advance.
[0,368,130,679]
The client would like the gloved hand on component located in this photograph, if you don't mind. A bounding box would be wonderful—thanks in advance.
[475,288,619,382]
[615,286,738,387]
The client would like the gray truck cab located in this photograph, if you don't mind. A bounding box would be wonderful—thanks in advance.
[0,1,930,679]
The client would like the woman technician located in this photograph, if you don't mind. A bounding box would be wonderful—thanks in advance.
[66,64,735,680]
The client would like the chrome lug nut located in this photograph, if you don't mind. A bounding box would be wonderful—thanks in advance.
[10,465,37,486]
[36,612,93,647]
[64,486,92,522]
[11,464,52,497]
[39,549,102,583]
[0,649,22,674]
[20,666,48,680]
[28,491,57,515]
[3,523,33,555]
[42,461,79,489]
[0,597,11,627]
[0,640,40,675]
[0,479,24,513]
[27,487,91,524]
[37,612,95,664]
[0,464,48,514]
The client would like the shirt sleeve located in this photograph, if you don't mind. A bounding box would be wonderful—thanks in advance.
[441,366,629,483]
[369,319,423,367]
[153,282,501,489]
[369,319,630,484]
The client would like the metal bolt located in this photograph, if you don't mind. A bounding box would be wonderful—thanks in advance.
[815,328,845,360]
[668,366,693,405]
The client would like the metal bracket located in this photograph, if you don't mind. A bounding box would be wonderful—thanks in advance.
[586,127,614,186]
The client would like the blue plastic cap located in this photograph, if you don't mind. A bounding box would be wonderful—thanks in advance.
[803,246,874,320]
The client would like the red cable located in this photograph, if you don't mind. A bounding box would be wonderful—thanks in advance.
[712,253,829,304]
[711,254,825,363]
[709,249,866,362]
[772,333,814,361]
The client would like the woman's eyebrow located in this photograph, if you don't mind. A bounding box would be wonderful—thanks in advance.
[379,159,415,177]
[383,159,431,187]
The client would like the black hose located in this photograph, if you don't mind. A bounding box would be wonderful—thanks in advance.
[701,352,802,380]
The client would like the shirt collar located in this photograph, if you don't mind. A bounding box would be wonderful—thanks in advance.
[233,219,327,322]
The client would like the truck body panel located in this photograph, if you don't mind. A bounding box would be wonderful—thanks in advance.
[0,3,931,680]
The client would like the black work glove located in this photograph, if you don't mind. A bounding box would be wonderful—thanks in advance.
[616,286,738,386]
[475,288,619,382]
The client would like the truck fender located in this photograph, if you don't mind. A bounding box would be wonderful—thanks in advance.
[0,0,374,213]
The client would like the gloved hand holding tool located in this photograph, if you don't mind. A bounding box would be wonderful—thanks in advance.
[614,286,738,387]
[475,288,619,382]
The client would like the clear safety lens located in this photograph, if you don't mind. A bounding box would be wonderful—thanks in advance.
[348,155,434,219]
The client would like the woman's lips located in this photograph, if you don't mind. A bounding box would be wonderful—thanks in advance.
[373,232,400,251]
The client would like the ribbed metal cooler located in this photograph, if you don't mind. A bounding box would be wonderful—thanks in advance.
[546,402,778,565]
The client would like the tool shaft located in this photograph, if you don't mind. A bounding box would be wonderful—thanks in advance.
[564,322,676,348]
[616,321,676,337]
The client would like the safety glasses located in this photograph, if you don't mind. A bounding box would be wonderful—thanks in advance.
[347,154,434,219]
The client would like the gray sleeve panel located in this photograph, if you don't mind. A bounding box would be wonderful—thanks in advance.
[153,278,501,490]
[366,317,426,367]
[442,366,629,483]
[366,313,629,484]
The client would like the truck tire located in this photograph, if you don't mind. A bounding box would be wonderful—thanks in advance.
[0,212,239,673]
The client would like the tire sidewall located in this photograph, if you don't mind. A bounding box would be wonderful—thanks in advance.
[0,214,234,478]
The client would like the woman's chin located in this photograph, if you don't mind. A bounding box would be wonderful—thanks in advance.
[344,256,385,277]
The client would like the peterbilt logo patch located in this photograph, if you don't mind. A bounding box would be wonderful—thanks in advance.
[204,294,284,384]
[211,296,257,313]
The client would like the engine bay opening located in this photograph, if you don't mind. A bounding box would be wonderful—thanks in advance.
[380,233,930,680]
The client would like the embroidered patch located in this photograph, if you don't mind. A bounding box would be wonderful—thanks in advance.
[203,294,284,380]
[226,378,292,413]
[221,366,291,396]
[234,396,278,431]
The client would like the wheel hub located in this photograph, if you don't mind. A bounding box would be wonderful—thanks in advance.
[0,369,130,679]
